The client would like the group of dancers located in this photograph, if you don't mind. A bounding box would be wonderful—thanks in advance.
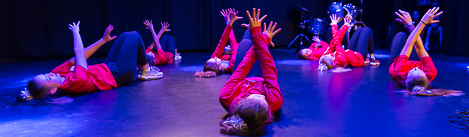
[20,7,454,135]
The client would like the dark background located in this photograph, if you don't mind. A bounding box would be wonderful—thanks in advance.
[0,0,467,61]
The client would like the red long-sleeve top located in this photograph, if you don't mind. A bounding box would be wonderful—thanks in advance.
[145,48,174,66]
[389,55,437,86]
[305,41,329,60]
[210,25,239,73]
[323,24,364,67]
[219,27,283,118]
[51,61,117,93]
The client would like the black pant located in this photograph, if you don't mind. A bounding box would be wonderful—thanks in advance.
[389,32,420,65]
[233,39,262,77]
[347,27,375,60]
[159,35,176,54]
[105,31,148,86]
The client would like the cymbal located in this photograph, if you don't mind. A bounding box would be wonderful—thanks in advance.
[296,6,313,15]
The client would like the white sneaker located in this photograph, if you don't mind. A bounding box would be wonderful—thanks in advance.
[174,53,182,60]
[138,66,163,80]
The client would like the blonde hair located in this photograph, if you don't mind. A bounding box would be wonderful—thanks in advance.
[319,55,335,70]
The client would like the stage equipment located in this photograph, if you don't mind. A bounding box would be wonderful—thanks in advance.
[307,18,327,36]
[327,2,344,20]
[287,6,313,49]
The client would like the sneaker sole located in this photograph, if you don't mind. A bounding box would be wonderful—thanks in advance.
[138,74,163,80]
[369,62,380,66]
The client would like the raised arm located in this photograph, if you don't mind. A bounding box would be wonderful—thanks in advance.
[244,8,283,113]
[211,8,243,58]
[325,14,347,54]
[228,30,238,46]
[68,21,87,70]
[395,9,430,58]
[330,14,341,39]
[219,48,256,111]
[400,7,443,57]
[144,20,170,51]
[338,15,352,39]
[69,25,116,65]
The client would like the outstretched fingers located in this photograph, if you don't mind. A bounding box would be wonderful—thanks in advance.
[246,10,253,23]
[434,11,443,18]
[264,22,267,32]
[267,21,273,32]
[272,27,281,36]
[395,11,404,20]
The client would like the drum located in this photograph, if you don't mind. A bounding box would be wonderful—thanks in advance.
[308,18,327,36]
[327,2,344,19]
[343,3,358,20]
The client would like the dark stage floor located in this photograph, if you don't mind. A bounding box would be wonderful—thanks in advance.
[0,49,468,136]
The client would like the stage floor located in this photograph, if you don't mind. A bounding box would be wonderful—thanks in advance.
[0,49,468,136]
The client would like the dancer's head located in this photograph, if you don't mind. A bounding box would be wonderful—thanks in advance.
[298,49,312,59]
[220,94,270,135]
[204,58,222,75]
[319,55,335,70]
[27,73,62,99]
[406,67,429,92]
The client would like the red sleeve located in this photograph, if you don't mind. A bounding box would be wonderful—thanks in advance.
[324,24,340,55]
[219,47,256,111]
[309,42,318,50]
[333,25,349,53]
[226,43,239,73]
[390,55,411,83]
[211,25,233,58]
[154,49,166,65]
[145,47,152,53]
[250,27,283,113]
[61,65,93,93]
[320,41,329,48]
[51,60,74,76]
[152,49,174,66]
[228,29,238,47]
[420,56,437,81]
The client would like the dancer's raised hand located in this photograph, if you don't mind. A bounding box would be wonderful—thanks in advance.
[241,8,267,29]
[160,22,171,32]
[102,24,117,42]
[68,21,80,33]
[421,7,443,25]
[344,14,352,26]
[144,20,154,30]
[395,9,413,26]
[312,36,320,43]
[263,21,281,47]
[329,14,340,25]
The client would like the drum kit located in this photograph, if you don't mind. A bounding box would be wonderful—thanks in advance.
[288,1,364,49]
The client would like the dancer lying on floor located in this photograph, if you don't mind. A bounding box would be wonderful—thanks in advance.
[143,21,177,66]
[347,26,380,66]
[196,8,243,77]
[297,35,330,60]
[25,22,162,100]
[390,7,462,96]
[219,8,283,136]
[318,14,365,71]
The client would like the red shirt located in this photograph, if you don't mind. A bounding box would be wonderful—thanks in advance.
[219,27,283,117]
[210,25,239,73]
[389,55,437,85]
[323,24,364,67]
[51,61,117,93]
[145,48,174,66]
[305,41,329,60]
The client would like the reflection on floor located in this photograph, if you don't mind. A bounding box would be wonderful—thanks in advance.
[0,49,468,136]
